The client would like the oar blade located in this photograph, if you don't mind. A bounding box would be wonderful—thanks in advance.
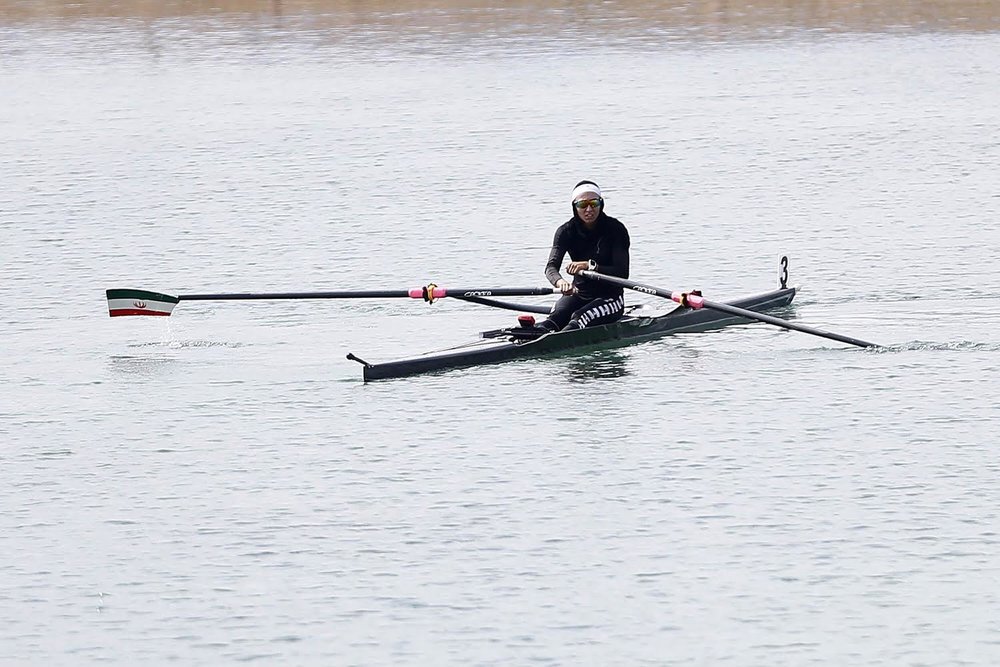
[106,289,179,317]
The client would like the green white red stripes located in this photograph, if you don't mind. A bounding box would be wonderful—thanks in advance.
[106,289,179,317]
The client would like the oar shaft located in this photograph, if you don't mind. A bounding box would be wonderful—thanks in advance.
[696,298,878,348]
[177,287,555,301]
[579,270,878,349]
[453,295,552,314]
[181,290,407,301]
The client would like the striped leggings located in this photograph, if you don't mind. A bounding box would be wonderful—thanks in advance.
[541,293,625,331]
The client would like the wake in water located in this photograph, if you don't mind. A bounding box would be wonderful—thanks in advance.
[877,340,1000,352]
[127,340,244,349]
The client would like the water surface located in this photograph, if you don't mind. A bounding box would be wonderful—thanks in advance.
[2,1,999,664]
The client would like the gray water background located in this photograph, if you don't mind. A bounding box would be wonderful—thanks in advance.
[2,1,999,664]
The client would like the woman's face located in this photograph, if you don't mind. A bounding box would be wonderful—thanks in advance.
[573,191,602,225]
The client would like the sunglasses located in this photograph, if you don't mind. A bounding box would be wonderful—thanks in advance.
[573,198,603,210]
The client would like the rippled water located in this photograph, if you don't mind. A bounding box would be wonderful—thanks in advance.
[2,2,999,664]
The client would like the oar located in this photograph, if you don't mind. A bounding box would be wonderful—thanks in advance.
[579,270,879,348]
[106,285,555,317]
[452,294,552,314]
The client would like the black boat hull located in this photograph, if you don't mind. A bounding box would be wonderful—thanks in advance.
[358,286,796,381]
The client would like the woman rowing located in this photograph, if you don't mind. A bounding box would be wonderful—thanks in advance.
[537,180,631,332]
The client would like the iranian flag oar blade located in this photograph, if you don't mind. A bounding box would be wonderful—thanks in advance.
[106,285,556,316]
[107,289,179,317]
[579,270,879,349]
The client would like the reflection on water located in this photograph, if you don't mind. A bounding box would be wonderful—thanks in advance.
[107,354,179,377]
[564,348,632,381]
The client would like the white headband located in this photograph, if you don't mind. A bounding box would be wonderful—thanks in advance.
[571,183,602,201]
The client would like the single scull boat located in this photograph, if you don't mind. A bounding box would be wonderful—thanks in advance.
[108,255,880,380]
[348,284,797,381]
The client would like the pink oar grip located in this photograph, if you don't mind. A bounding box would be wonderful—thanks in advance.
[671,292,705,309]
[408,287,448,300]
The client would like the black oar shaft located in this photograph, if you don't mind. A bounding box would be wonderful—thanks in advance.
[580,270,878,349]
[695,298,878,348]
[453,295,553,314]
[181,290,408,300]
[178,287,555,301]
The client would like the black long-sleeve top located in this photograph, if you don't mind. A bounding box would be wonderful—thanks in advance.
[544,212,630,299]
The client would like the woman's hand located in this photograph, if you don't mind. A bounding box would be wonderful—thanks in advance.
[565,260,591,275]
[555,278,575,294]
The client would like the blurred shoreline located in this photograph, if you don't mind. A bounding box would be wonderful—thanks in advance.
[1,0,997,34]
